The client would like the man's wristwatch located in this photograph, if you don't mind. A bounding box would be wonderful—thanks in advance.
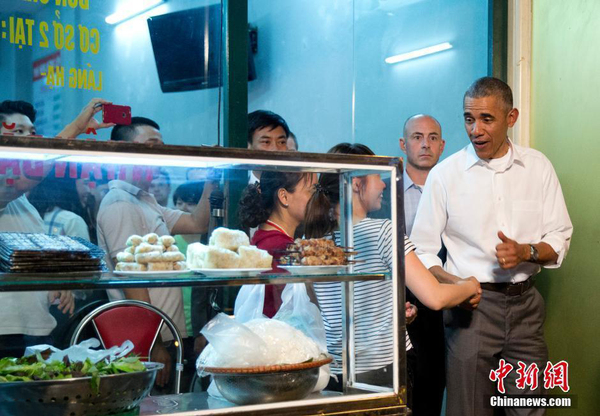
[529,244,539,263]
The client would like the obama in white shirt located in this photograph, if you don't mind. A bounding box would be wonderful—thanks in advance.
[410,77,572,416]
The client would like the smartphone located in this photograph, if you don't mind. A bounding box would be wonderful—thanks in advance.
[102,104,132,125]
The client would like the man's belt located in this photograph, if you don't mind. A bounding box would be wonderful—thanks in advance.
[480,277,535,296]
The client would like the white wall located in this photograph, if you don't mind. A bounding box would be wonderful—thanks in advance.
[353,0,489,157]
[248,0,355,153]
[248,0,489,157]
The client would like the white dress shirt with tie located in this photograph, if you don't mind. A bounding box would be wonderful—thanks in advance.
[411,140,572,284]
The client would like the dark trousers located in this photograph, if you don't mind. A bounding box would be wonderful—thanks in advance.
[444,287,548,416]
[406,291,446,416]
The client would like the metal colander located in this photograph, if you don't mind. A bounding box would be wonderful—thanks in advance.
[0,362,163,416]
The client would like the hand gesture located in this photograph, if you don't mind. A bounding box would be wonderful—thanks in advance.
[405,302,418,325]
[58,98,115,138]
[496,231,528,269]
[458,276,482,310]
[48,290,75,315]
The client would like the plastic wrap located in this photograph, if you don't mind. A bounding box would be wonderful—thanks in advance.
[24,338,134,364]
[197,283,332,396]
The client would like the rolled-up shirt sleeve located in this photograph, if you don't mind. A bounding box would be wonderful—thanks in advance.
[160,206,184,234]
[409,168,447,270]
[98,200,146,263]
[539,158,573,268]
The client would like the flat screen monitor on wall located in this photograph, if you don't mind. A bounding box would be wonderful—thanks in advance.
[148,5,256,93]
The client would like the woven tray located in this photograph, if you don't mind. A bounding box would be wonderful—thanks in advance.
[202,356,332,374]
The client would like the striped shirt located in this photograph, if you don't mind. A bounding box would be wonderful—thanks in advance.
[314,218,415,374]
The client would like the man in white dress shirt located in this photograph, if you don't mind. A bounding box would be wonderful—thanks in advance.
[410,77,573,416]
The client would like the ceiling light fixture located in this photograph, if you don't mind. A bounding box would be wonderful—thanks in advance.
[105,0,167,25]
[385,42,453,64]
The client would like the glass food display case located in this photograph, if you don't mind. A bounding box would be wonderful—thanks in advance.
[0,136,408,415]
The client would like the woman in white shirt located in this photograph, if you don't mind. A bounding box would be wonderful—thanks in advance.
[27,164,92,241]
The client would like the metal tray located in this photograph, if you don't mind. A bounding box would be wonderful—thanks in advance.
[203,357,333,405]
[0,362,163,416]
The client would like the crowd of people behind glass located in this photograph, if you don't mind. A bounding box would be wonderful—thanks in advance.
[0,100,303,391]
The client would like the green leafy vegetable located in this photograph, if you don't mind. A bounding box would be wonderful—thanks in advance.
[0,355,146,393]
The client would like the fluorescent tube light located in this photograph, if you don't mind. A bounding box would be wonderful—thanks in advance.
[59,155,211,168]
[385,42,453,64]
[0,152,59,161]
[105,0,166,25]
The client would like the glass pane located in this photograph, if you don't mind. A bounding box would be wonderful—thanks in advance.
[248,0,355,153]
[0,140,396,366]
[247,0,489,159]
[353,0,490,158]
[1,0,224,146]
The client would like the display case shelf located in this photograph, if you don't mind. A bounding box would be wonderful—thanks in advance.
[0,271,389,291]
[139,391,405,416]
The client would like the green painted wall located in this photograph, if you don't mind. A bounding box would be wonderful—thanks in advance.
[532,1,600,414]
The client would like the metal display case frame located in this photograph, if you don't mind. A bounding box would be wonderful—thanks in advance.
[0,136,408,415]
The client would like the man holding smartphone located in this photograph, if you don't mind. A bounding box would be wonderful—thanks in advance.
[1,98,113,138]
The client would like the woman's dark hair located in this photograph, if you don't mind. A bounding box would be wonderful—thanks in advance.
[172,181,204,206]
[238,171,311,229]
[304,143,375,238]
[328,142,375,157]
[28,168,81,217]
[27,163,105,243]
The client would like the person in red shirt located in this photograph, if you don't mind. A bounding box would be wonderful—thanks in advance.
[238,171,316,317]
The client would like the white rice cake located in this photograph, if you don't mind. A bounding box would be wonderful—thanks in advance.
[187,243,209,269]
[160,235,176,247]
[116,262,147,272]
[173,261,187,271]
[204,246,241,268]
[135,243,164,254]
[238,245,272,268]
[188,242,242,269]
[208,227,250,252]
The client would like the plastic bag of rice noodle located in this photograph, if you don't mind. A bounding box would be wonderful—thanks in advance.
[197,313,320,371]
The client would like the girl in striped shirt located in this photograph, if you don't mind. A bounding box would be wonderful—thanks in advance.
[305,143,480,393]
